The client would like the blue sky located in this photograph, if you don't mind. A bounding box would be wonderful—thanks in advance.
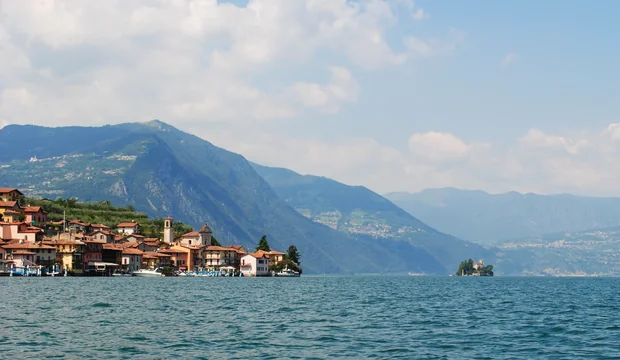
[1,0,619,196]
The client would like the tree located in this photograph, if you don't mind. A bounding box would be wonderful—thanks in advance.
[211,236,221,247]
[256,235,271,252]
[287,245,301,265]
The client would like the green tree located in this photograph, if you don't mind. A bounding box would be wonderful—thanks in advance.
[256,235,271,252]
[456,258,474,276]
[287,244,301,265]
[211,236,221,247]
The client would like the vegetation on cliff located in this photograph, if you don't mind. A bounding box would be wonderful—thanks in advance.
[24,197,193,238]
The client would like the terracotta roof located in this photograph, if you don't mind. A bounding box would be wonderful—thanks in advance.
[269,250,286,255]
[117,222,139,227]
[90,224,110,229]
[89,230,111,236]
[200,224,213,232]
[43,240,85,246]
[181,231,200,237]
[0,188,22,195]
[23,206,43,213]
[122,248,144,255]
[206,246,236,252]
[227,245,245,251]
[144,251,170,258]
[12,250,35,255]
[103,244,123,251]
[0,201,18,208]
[128,234,145,238]
[2,243,55,250]
[245,251,269,259]
[83,239,106,244]
[3,209,21,215]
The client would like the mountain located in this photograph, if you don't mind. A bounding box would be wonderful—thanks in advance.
[251,164,495,273]
[495,226,620,276]
[386,188,620,245]
[0,121,448,275]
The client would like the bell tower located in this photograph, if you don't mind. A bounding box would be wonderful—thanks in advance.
[163,217,174,243]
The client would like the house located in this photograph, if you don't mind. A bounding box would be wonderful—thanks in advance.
[90,224,110,232]
[43,239,85,272]
[2,209,21,223]
[102,244,123,265]
[23,206,47,225]
[2,241,56,266]
[473,260,485,270]
[116,222,140,235]
[0,188,23,203]
[178,224,212,247]
[0,201,20,219]
[0,222,44,243]
[159,245,192,270]
[268,250,286,266]
[89,230,114,244]
[121,248,144,273]
[67,220,90,233]
[125,234,145,243]
[10,250,36,268]
[205,246,238,269]
[139,239,160,252]
[142,252,171,269]
[82,239,105,269]
[240,252,270,277]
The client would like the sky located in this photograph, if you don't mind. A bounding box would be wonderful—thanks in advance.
[1,0,619,196]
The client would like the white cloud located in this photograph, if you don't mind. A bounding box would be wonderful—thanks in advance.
[214,123,620,197]
[0,0,460,128]
[411,8,428,21]
[501,52,517,67]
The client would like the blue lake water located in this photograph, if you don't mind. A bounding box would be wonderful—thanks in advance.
[0,276,619,359]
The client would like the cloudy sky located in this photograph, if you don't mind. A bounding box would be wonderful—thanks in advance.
[1,0,619,196]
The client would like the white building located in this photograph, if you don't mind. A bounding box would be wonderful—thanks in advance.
[122,248,144,272]
[240,252,270,277]
[116,222,140,235]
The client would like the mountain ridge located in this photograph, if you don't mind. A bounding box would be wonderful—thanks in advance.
[0,120,451,274]
[386,187,620,245]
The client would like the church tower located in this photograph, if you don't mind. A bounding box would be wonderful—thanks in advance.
[198,224,213,246]
[163,217,174,243]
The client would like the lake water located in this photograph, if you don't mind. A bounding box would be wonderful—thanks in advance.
[1,276,619,359]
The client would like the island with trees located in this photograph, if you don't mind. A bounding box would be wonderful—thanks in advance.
[456,258,494,276]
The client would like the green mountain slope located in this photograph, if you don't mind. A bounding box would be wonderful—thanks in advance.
[0,121,445,274]
[251,164,495,273]
[386,188,620,245]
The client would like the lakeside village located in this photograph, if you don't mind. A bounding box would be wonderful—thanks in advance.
[0,188,301,277]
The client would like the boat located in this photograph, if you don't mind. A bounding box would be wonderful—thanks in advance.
[274,266,300,277]
[133,268,163,277]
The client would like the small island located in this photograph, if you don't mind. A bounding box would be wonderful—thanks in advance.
[456,259,494,276]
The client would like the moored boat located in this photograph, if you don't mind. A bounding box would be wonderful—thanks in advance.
[133,268,163,277]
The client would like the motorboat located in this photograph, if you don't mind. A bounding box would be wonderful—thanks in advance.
[274,266,300,277]
[133,268,163,277]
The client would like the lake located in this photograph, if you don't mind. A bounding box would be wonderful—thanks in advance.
[1,276,619,359]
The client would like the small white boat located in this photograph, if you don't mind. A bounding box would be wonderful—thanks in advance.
[134,269,163,277]
[274,266,300,277]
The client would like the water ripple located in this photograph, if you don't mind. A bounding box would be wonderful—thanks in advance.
[0,276,619,358]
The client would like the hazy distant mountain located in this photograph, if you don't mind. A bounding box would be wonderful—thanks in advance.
[251,164,494,272]
[386,188,620,245]
[0,121,449,274]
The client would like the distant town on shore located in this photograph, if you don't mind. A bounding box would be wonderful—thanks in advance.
[0,187,302,277]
